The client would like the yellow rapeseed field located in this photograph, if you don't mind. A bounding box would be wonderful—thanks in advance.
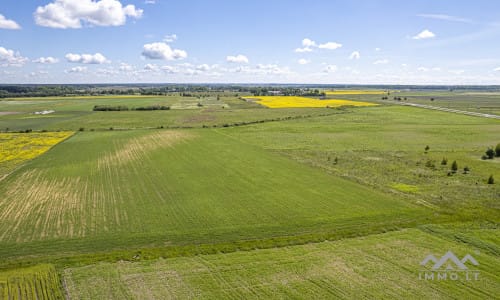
[0,131,73,177]
[245,96,377,108]
[324,90,387,95]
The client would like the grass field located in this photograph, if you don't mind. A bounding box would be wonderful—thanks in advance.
[223,105,500,219]
[0,92,498,298]
[63,228,499,299]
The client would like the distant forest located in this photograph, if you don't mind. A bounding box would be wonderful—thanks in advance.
[1,84,500,98]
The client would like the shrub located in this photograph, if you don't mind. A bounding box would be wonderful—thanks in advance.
[496,143,500,157]
[79,127,85,131]
[424,145,430,152]
[441,158,448,165]
[463,166,470,174]
[487,175,494,184]
[485,148,495,159]
[93,105,129,111]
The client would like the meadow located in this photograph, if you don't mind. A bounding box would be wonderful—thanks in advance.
[63,228,499,299]
[0,91,498,298]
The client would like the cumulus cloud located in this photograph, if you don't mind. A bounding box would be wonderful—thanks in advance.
[65,66,87,73]
[65,53,108,64]
[0,47,28,66]
[349,51,360,60]
[33,57,59,64]
[318,42,342,50]
[323,65,338,73]
[142,42,187,60]
[412,29,436,40]
[298,58,310,65]
[0,14,21,29]
[494,67,500,72]
[119,63,134,71]
[226,54,248,63]
[144,63,159,71]
[373,59,389,65]
[163,34,177,42]
[34,0,143,29]
[295,38,342,52]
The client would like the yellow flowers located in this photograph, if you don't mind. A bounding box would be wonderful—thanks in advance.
[245,96,377,108]
[325,90,387,95]
[0,131,73,177]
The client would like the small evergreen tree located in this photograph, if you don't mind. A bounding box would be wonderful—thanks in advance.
[451,160,458,173]
[496,143,500,157]
[425,145,430,153]
[441,158,448,165]
[486,148,495,159]
[487,175,494,184]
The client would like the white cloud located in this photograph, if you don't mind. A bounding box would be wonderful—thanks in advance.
[412,29,436,40]
[494,67,500,72]
[375,47,381,51]
[0,14,21,29]
[323,65,338,73]
[301,38,316,47]
[349,51,360,60]
[417,14,472,23]
[294,47,313,53]
[318,42,342,50]
[163,34,177,42]
[295,38,342,52]
[373,59,389,65]
[65,66,87,73]
[449,70,465,75]
[144,63,159,71]
[226,54,249,63]
[119,63,134,71]
[417,67,429,72]
[145,0,157,4]
[33,57,59,64]
[142,42,187,60]
[34,0,143,29]
[0,47,28,66]
[65,53,109,64]
[298,58,310,65]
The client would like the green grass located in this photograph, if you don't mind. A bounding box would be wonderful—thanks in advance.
[0,264,63,300]
[62,228,500,299]
[0,128,425,264]
[0,93,498,298]
[223,105,500,219]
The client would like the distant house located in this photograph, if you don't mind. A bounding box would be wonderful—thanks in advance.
[268,90,283,95]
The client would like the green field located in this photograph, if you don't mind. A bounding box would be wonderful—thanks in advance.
[63,228,499,299]
[0,128,424,263]
[0,92,498,298]
[0,264,63,300]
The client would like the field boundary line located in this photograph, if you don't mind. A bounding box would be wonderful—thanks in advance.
[385,100,500,119]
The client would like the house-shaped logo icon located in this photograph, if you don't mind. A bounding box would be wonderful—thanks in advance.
[420,251,479,270]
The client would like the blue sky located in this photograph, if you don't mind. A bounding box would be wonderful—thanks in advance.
[1,0,500,84]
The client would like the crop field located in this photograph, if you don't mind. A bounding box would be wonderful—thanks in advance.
[324,90,388,95]
[0,91,498,298]
[245,96,377,108]
[0,264,63,300]
[0,128,424,262]
[63,228,499,299]
[0,131,73,179]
